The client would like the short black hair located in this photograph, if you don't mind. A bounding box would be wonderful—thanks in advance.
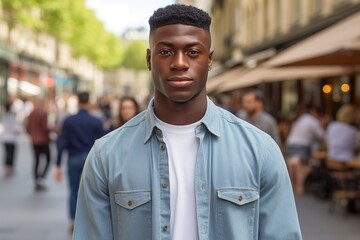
[77,91,89,104]
[243,88,264,104]
[149,4,211,31]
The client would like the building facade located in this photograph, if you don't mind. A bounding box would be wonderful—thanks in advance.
[0,18,104,109]
[209,0,360,119]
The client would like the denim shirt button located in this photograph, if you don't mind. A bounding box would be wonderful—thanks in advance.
[155,128,162,137]
[238,195,243,202]
[162,181,168,189]
[127,200,133,207]
[160,144,166,151]
[161,225,168,232]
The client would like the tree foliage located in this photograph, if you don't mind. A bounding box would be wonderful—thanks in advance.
[1,0,122,69]
[120,40,148,71]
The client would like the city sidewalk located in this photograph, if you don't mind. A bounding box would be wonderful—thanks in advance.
[297,194,360,240]
[0,134,70,240]
[1,133,360,240]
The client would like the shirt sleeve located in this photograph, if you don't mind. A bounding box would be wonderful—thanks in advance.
[258,137,302,240]
[73,145,113,239]
[96,119,106,139]
[269,119,282,147]
[55,119,68,167]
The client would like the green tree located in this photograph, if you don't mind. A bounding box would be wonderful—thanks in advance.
[1,0,122,69]
[120,40,148,71]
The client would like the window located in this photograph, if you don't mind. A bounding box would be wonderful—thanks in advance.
[235,7,241,31]
[277,0,283,31]
[313,0,322,15]
[293,0,301,25]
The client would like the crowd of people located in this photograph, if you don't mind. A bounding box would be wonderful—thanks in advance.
[1,87,360,233]
[0,92,142,231]
[213,90,360,198]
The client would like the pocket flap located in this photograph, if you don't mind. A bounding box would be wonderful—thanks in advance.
[115,190,151,210]
[217,188,259,206]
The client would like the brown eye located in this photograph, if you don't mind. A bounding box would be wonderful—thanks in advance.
[159,49,173,55]
[187,50,200,56]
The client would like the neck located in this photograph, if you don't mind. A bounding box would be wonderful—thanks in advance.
[248,110,261,120]
[154,94,207,125]
[78,103,89,111]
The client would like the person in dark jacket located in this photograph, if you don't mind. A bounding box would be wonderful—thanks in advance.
[26,99,53,191]
[54,92,105,232]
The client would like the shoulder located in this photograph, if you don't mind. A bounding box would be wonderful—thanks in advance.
[87,113,103,124]
[63,113,75,123]
[216,109,283,180]
[262,112,277,123]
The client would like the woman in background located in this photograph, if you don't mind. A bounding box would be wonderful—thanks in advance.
[286,104,325,195]
[325,104,358,162]
[1,100,22,176]
[109,96,140,131]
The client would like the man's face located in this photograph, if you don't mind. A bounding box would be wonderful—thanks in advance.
[147,24,213,103]
[242,93,260,115]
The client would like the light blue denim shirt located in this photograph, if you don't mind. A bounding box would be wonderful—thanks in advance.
[73,98,302,240]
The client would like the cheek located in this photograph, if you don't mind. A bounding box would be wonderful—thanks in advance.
[194,60,210,77]
[122,109,136,119]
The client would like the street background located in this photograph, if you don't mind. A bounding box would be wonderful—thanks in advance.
[0,132,359,240]
[1,1,360,239]
[0,133,69,240]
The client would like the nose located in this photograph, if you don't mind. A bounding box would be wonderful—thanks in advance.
[170,52,189,70]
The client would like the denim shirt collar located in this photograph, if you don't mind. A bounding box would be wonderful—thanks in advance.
[144,97,221,143]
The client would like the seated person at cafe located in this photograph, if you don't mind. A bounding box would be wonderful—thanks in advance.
[325,104,359,162]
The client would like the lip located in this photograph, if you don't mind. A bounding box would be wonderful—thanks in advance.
[167,76,193,88]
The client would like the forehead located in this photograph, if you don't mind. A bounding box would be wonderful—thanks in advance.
[149,24,211,48]
[243,93,256,100]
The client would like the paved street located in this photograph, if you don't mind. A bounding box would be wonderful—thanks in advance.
[297,195,360,240]
[0,133,360,240]
[0,134,70,240]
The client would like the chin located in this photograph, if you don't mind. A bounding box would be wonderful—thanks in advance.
[169,96,193,103]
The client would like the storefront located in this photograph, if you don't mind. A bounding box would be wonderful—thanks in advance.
[0,43,17,110]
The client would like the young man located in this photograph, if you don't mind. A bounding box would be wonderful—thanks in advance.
[74,4,302,240]
[54,92,105,231]
[26,99,53,191]
[240,88,281,146]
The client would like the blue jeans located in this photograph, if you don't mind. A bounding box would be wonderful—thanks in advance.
[68,153,87,220]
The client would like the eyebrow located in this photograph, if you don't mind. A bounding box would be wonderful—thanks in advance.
[156,41,204,48]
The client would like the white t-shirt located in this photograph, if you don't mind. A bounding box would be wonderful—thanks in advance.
[325,122,358,162]
[286,113,324,146]
[155,116,199,240]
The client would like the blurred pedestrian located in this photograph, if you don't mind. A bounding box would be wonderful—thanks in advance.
[325,104,358,162]
[73,4,302,240]
[240,88,281,146]
[98,95,113,130]
[1,100,22,176]
[26,99,53,191]
[54,91,105,232]
[286,104,325,195]
[108,96,140,132]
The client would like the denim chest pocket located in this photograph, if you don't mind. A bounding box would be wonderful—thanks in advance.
[217,188,259,240]
[114,190,152,239]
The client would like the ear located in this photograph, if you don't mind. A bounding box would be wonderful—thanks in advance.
[146,49,151,71]
[208,50,214,70]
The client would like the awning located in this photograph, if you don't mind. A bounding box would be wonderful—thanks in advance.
[206,67,250,92]
[265,11,360,67]
[216,65,360,93]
